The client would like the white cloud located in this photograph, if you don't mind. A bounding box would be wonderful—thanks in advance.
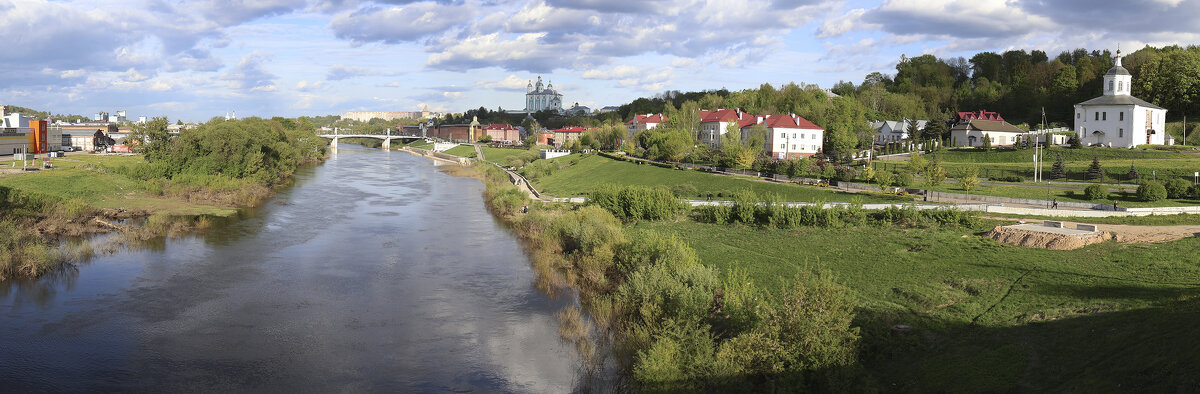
[220,51,277,91]
[817,8,871,38]
[326,65,379,81]
[330,2,475,44]
[581,65,640,80]
[478,74,532,91]
[296,80,326,91]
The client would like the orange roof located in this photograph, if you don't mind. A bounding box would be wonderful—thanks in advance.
[760,114,823,130]
[485,123,516,130]
[699,108,747,123]
[552,126,592,133]
[625,113,665,125]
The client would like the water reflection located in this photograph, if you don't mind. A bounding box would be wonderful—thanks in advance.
[0,144,590,392]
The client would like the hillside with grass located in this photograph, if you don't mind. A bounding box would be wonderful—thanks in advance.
[529,153,910,203]
[637,218,1200,391]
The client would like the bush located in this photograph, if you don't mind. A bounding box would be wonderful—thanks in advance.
[1084,184,1108,200]
[589,184,685,222]
[669,184,699,198]
[893,172,913,188]
[993,175,1023,183]
[1137,181,1167,202]
[1191,184,1200,200]
[834,166,857,182]
[1164,178,1190,199]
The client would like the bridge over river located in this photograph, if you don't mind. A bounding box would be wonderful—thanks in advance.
[317,129,424,150]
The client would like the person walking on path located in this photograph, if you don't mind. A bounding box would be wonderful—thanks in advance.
[1052,198,1058,209]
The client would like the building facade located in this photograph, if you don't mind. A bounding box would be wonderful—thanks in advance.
[525,76,563,113]
[625,113,664,137]
[1073,50,1167,147]
[761,114,824,159]
[950,119,1024,147]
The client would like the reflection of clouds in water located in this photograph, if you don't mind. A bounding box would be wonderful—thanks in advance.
[484,313,578,393]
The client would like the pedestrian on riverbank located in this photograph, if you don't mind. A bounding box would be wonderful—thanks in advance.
[1052,198,1058,209]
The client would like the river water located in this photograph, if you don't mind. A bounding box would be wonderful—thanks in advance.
[0,145,587,392]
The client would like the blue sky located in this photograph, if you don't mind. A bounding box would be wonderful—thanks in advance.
[2,0,1198,122]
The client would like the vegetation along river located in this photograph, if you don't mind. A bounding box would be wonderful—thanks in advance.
[0,144,590,391]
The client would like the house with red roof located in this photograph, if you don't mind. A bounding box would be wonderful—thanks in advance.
[483,123,519,143]
[625,113,664,136]
[957,110,1004,123]
[758,114,824,159]
[698,108,758,148]
[551,126,593,147]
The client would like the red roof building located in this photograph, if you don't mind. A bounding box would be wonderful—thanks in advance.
[759,114,824,159]
[699,108,756,147]
[483,123,519,143]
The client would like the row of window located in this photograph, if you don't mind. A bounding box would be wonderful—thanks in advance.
[778,132,816,140]
[778,143,818,151]
[1077,111,1126,121]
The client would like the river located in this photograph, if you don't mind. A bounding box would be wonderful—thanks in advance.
[0,144,588,392]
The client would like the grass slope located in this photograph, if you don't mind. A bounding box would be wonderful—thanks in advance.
[479,146,529,163]
[638,219,1200,391]
[442,144,477,158]
[532,154,910,203]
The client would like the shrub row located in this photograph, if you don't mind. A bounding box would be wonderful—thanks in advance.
[696,190,977,228]
[588,184,687,222]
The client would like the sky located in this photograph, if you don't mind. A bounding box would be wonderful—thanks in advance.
[2,0,1199,123]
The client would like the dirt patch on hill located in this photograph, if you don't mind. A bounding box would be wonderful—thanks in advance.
[1103,224,1200,244]
[986,225,1112,250]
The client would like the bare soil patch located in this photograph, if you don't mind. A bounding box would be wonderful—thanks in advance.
[986,225,1111,250]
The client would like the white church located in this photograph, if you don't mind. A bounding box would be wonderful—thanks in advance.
[1074,49,1169,148]
[525,76,563,113]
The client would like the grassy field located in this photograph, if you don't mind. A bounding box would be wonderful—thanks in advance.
[532,154,912,203]
[479,146,530,163]
[0,154,236,216]
[442,144,477,158]
[637,218,1200,391]
[404,140,434,150]
[922,180,1200,207]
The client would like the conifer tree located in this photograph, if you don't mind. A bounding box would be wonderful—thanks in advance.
[1050,153,1066,179]
[1087,156,1104,180]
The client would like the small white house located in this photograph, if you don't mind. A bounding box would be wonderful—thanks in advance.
[950,119,1024,147]
[1073,49,1168,147]
[872,119,927,143]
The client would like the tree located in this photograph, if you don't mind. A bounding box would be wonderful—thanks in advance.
[1126,163,1139,181]
[874,170,894,191]
[905,120,920,143]
[130,116,171,162]
[861,165,876,185]
[1050,153,1066,179]
[1068,134,1083,148]
[1086,156,1104,180]
[908,152,926,176]
[981,133,992,150]
[922,118,947,141]
[958,167,980,195]
[924,162,946,187]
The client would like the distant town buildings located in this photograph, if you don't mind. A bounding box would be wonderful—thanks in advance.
[1074,49,1168,147]
[340,106,443,122]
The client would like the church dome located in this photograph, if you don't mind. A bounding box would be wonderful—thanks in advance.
[1106,65,1131,76]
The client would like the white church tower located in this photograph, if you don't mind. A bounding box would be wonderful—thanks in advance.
[1074,48,1168,148]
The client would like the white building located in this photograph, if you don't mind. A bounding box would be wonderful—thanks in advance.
[525,76,563,113]
[698,108,756,148]
[760,114,824,159]
[950,119,1025,147]
[625,113,664,137]
[1073,50,1168,147]
[872,119,928,142]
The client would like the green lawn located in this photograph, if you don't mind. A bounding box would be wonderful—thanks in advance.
[442,144,477,158]
[530,154,912,203]
[921,180,1200,208]
[479,146,530,163]
[404,140,434,150]
[0,155,235,216]
[638,219,1200,391]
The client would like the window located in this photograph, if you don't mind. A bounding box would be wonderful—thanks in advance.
[1120,112,1124,121]
[1103,112,1107,121]
[1119,128,1124,138]
[780,143,785,149]
[792,133,797,139]
[780,132,785,139]
[791,144,796,150]
[1109,81,1113,91]
[1118,81,1123,91]
[1077,112,1080,119]
[1095,112,1099,121]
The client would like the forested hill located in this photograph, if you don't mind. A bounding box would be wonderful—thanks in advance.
[616,45,1200,128]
